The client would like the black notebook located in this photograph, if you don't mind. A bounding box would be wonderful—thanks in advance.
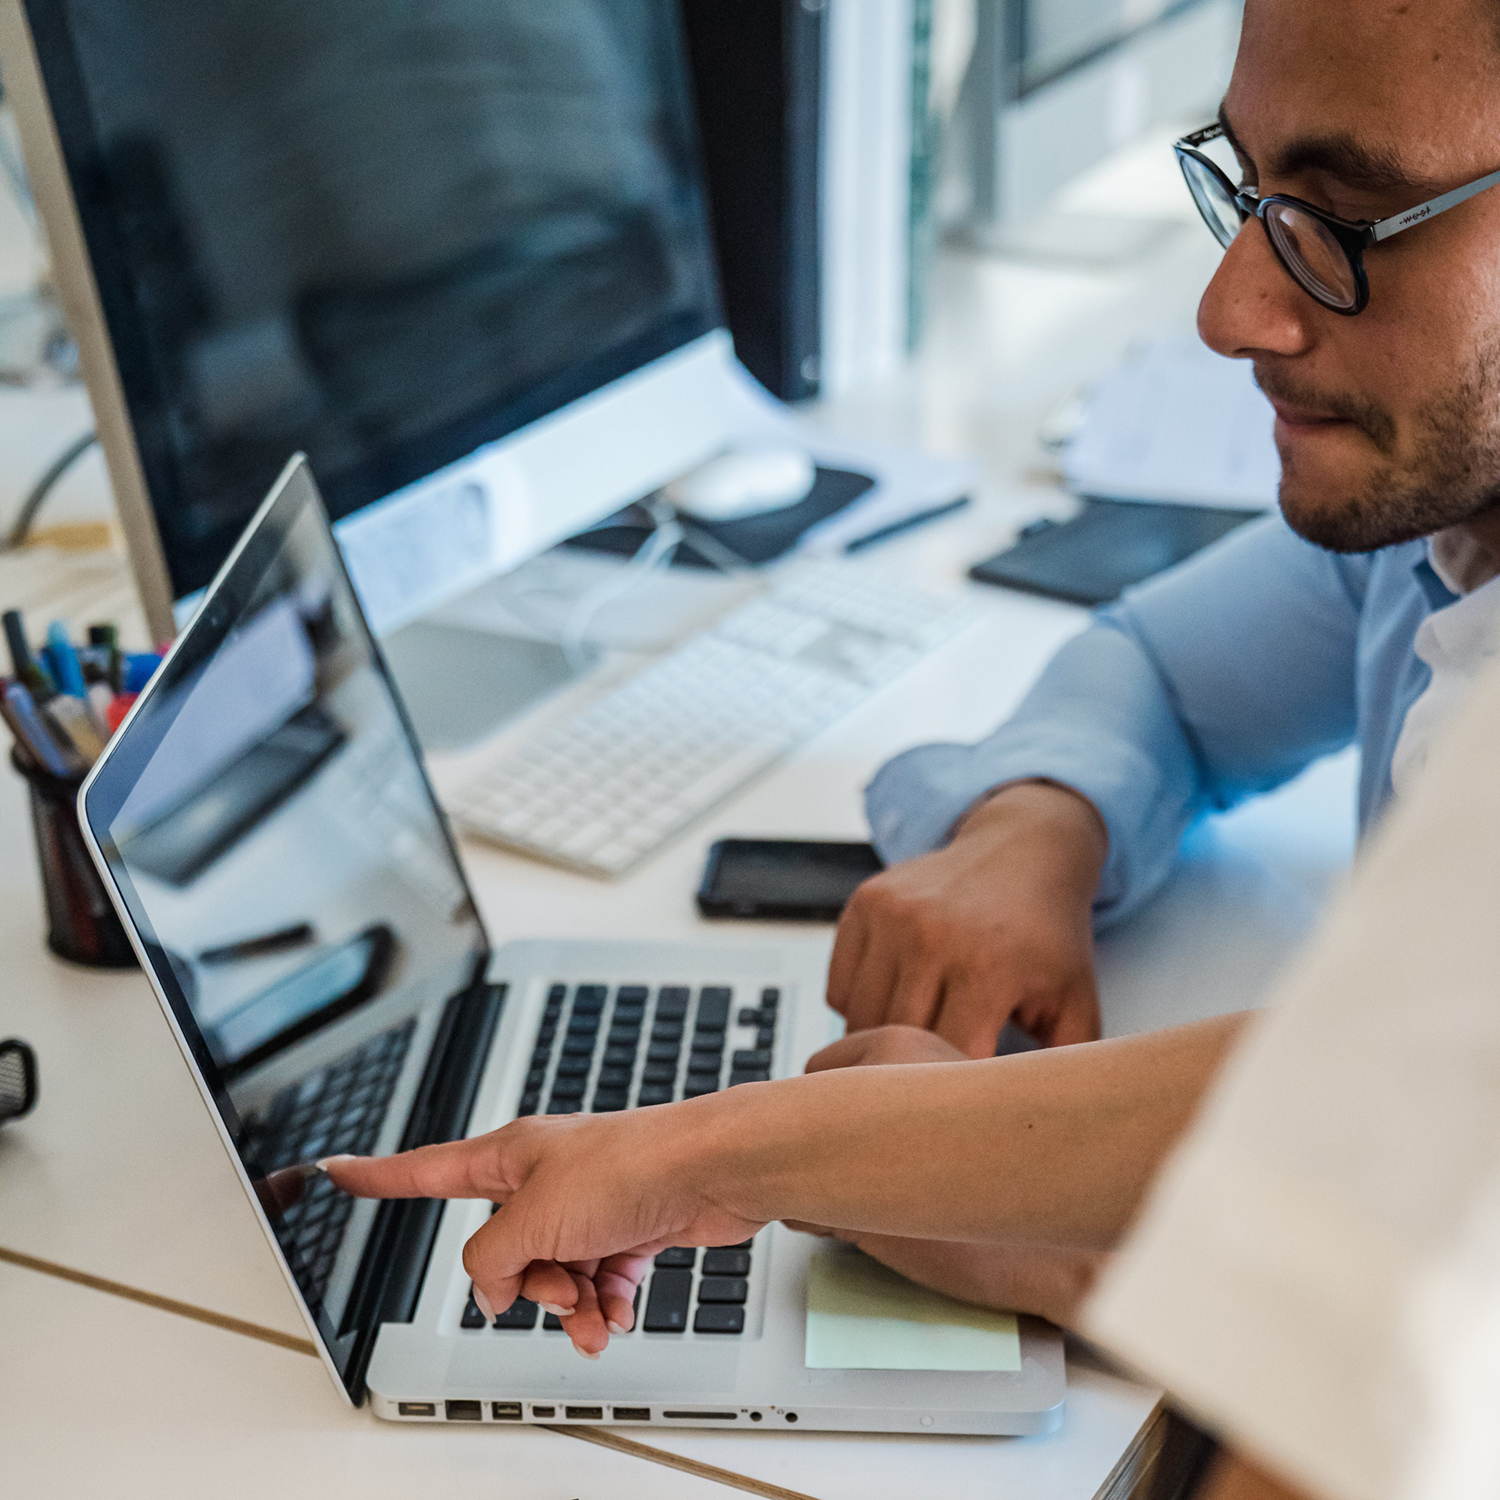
[969,498,1262,607]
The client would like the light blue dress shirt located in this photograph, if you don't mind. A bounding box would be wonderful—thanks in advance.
[865,515,1459,927]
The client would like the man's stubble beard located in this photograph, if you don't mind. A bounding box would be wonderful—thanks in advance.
[1262,343,1500,553]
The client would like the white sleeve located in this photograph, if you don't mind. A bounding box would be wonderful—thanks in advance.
[1082,651,1500,1500]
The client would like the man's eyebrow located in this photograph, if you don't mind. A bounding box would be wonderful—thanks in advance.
[1218,103,1440,198]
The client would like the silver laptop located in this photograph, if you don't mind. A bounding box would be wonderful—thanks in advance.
[79,455,1064,1435]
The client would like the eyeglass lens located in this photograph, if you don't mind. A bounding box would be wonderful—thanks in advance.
[1261,201,1360,312]
[1179,152,1243,249]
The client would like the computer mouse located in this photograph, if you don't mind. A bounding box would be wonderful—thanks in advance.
[665,447,817,522]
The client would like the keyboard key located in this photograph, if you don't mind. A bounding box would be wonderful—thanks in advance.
[684,1078,718,1098]
[757,1027,776,1050]
[654,1247,696,1268]
[697,1277,748,1304]
[597,1066,632,1088]
[737,1007,762,1027]
[562,1037,595,1056]
[494,1297,540,1330]
[574,985,608,1010]
[604,1046,637,1068]
[697,988,731,1028]
[567,1015,600,1036]
[547,983,567,1006]
[641,1062,678,1084]
[517,1092,540,1116]
[617,986,649,1004]
[702,1249,750,1276]
[760,988,780,1011]
[590,1089,628,1112]
[643,1270,692,1332]
[693,1304,745,1335]
[461,1296,488,1329]
[656,988,690,1020]
[729,1070,769,1087]
[607,1026,641,1048]
[554,1056,591,1077]
[550,1075,586,1098]
[546,1100,579,1115]
[636,1083,674,1106]
[689,1051,722,1073]
[543,1312,564,1331]
[647,1043,682,1064]
[732,1049,772,1070]
[650,1021,684,1042]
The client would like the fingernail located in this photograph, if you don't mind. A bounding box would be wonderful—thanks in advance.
[316,1154,356,1171]
[576,1347,601,1361]
[606,1321,625,1335]
[537,1302,575,1317]
[474,1288,495,1320]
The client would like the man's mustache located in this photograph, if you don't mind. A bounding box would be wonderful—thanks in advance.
[1253,363,1397,452]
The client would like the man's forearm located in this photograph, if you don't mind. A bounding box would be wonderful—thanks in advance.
[694,1013,1251,1250]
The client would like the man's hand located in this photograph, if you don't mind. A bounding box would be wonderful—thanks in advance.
[829,781,1108,1057]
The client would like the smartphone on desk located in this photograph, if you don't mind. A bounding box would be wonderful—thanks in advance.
[697,838,884,922]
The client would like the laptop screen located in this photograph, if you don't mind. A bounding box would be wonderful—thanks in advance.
[81,457,490,1392]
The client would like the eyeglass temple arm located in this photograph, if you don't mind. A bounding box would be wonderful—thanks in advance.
[1370,164,1500,242]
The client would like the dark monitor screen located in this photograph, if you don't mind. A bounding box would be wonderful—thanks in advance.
[82,458,491,1394]
[26,0,721,596]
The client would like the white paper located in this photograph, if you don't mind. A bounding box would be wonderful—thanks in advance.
[1062,338,1281,511]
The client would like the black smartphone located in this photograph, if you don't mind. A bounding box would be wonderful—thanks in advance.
[697,838,884,922]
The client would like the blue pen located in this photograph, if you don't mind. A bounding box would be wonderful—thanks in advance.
[45,621,88,698]
[0,680,80,776]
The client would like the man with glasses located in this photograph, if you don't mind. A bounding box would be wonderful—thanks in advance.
[829,0,1500,1068]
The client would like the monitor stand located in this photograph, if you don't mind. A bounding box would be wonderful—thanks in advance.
[379,620,589,753]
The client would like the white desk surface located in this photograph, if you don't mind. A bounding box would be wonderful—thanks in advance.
[0,194,1356,1498]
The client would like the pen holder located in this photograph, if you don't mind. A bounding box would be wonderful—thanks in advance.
[11,749,136,968]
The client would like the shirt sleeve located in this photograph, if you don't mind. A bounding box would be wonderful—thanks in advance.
[1082,648,1500,1500]
[865,516,1368,926]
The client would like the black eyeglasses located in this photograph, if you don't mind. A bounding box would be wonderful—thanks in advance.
[1175,122,1500,315]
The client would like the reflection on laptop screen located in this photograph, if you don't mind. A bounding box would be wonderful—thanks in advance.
[84,459,489,1380]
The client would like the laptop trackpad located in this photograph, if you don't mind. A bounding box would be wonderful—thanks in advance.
[443,1336,741,1394]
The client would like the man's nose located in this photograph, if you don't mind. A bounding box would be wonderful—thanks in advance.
[1197,218,1314,361]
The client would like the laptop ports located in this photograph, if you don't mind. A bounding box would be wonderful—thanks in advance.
[565,1405,604,1420]
[531,1405,556,1418]
[445,1400,482,1421]
[612,1407,651,1422]
[492,1402,523,1421]
[398,1401,437,1417]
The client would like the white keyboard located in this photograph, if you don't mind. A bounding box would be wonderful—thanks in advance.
[448,562,980,877]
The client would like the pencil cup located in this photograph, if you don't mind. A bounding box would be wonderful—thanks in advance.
[12,749,136,968]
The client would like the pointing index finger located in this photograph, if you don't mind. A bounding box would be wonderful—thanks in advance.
[320,1134,514,1201]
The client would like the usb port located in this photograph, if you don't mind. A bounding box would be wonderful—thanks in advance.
[531,1405,556,1418]
[398,1402,437,1417]
[612,1407,651,1422]
[445,1400,482,1422]
[565,1405,604,1420]
[492,1402,523,1421]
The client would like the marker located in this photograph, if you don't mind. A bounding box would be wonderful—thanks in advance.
[42,694,105,763]
[104,691,137,734]
[0,680,83,777]
[2,609,54,700]
[45,621,88,698]
[88,624,123,692]
[122,652,161,694]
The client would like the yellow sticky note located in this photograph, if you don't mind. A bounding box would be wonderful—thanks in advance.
[804,1246,1022,1372]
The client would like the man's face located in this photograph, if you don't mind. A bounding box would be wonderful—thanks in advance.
[1201,0,1500,551]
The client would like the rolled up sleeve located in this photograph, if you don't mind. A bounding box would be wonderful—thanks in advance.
[866,517,1369,926]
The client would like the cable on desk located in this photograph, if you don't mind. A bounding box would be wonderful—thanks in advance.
[4,429,99,551]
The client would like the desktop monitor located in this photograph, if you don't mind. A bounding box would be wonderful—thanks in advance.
[0,0,743,651]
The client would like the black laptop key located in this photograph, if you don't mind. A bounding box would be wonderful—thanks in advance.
[546,1100,579,1114]
[732,1050,772,1070]
[654,1247,696,1268]
[461,1295,488,1329]
[697,1277,749,1304]
[547,983,567,1004]
[689,1051,722,1074]
[702,1249,750,1277]
[641,1062,678,1085]
[760,988,780,1010]
[737,1007,761,1028]
[567,1015,600,1037]
[549,1076,586,1100]
[494,1297,539,1330]
[636,1083,673,1106]
[757,1027,776,1051]
[590,1089,628,1112]
[729,1070,770,1087]
[597,1065,632,1089]
[616,986,649,1004]
[604,1045,637,1068]
[517,1092,540,1116]
[607,1025,641,1048]
[574,984,608,1011]
[656,987,690,1019]
[526,1066,547,1089]
[684,1078,718,1098]
[696,988,731,1028]
[543,1312,564,1331]
[613,998,646,1019]
[554,1057,591,1078]
[650,1019,684,1041]
[693,1304,745,1335]
[643,1270,692,1332]
[646,1043,681,1064]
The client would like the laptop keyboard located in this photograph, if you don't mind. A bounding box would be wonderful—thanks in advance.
[461,981,779,1338]
[244,1018,416,1301]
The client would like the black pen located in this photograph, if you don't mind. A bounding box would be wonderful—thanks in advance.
[843,496,971,554]
[3,609,55,700]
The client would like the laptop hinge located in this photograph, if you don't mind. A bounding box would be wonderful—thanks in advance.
[342,979,505,1401]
